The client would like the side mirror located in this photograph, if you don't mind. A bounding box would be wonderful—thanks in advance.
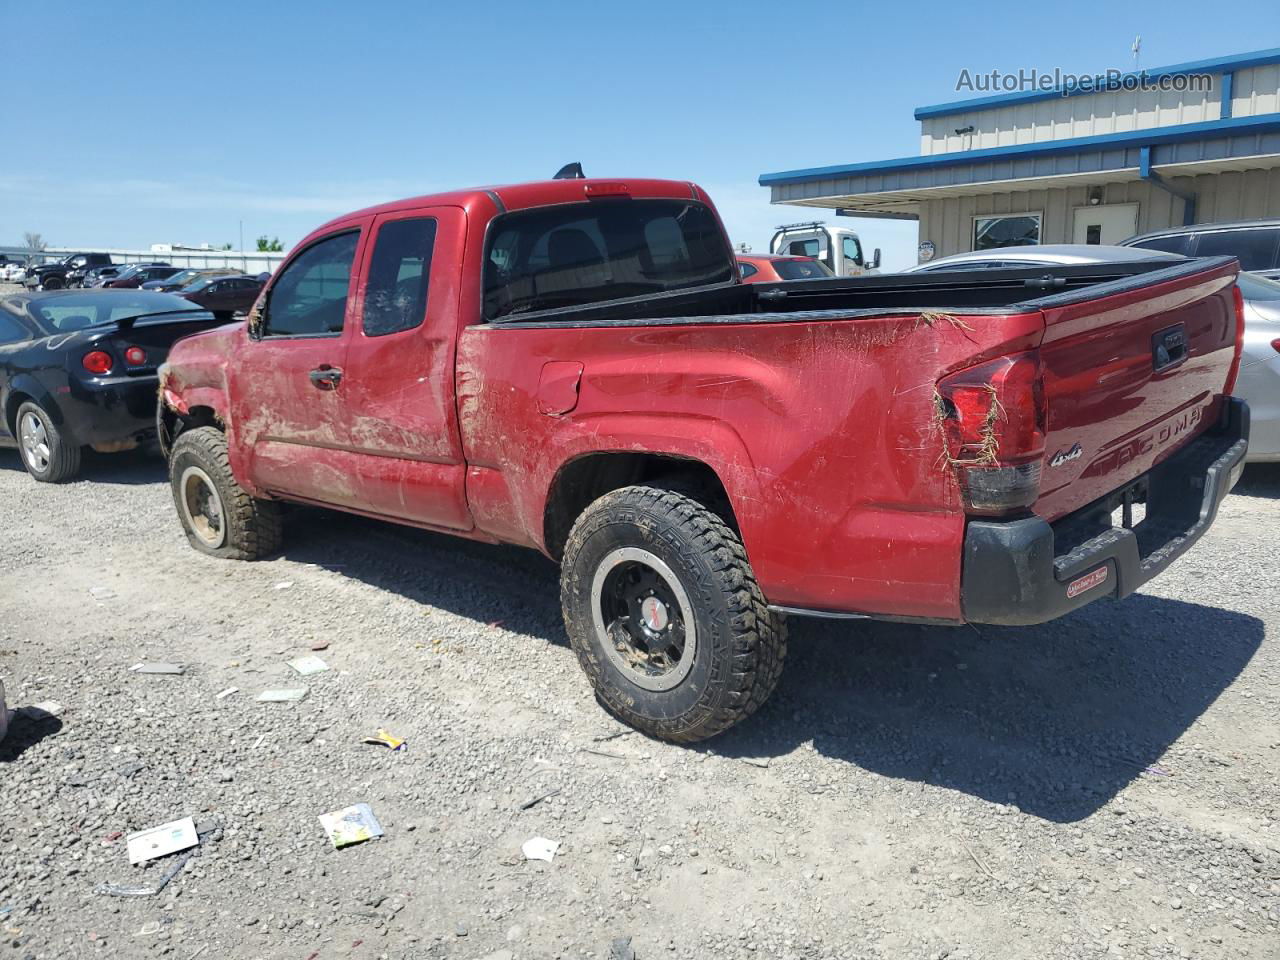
[871,248,882,270]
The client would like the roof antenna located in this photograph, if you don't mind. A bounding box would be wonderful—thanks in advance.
[553,162,585,180]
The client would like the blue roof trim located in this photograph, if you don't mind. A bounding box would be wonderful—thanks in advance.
[913,48,1280,120]
[758,112,1280,186]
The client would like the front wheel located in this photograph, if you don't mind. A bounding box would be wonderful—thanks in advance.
[561,486,786,743]
[168,426,282,559]
[40,276,63,291]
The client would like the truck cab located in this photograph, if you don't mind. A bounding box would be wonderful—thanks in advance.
[770,222,880,277]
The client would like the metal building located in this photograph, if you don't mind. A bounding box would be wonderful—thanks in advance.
[759,49,1280,261]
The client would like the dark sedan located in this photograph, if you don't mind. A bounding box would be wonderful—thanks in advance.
[0,291,225,482]
[107,263,179,288]
[176,274,264,315]
[141,268,240,293]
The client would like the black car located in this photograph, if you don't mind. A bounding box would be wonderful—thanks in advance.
[176,274,265,315]
[25,252,113,290]
[1120,219,1280,280]
[0,291,224,482]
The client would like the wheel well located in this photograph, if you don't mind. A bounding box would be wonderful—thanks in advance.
[543,453,739,560]
[159,403,223,455]
[5,392,38,438]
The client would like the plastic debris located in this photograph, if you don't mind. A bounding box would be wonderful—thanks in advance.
[89,586,117,600]
[130,663,184,675]
[96,821,220,899]
[273,581,294,590]
[609,936,636,960]
[126,816,198,865]
[319,803,384,849]
[256,688,308,703]
[288,655,329,676]
[517,788,561,811]
[309,640,330,651]
[740,756,771,768]
[522,837,560,862]
[363,729,406,751]
[214,687,238,700]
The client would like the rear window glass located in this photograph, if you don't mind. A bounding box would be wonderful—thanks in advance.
[1193,229,1280,271]
[773,259,834,280]
[1127,235,1192,256]
[483,199,734,321]
[27,293,210,332]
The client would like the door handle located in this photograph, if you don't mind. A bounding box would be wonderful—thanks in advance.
[308,366,342,390]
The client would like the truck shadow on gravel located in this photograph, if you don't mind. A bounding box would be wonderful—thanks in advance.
[712,596,1263,823]
[1232,463,1280,499]
[0,712,64,763]
[278,508,1262,825]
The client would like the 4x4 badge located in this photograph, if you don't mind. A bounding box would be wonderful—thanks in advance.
[1049,443,1083,467]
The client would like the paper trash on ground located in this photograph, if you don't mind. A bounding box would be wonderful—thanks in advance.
[318,803,384,849]
[126,817,198,865]
[287,656,329,676]
[256,688,308,703]
[522,837,560,862]
[363,729,406,750]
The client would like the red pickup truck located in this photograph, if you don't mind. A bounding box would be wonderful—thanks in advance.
[157,173,1249,742]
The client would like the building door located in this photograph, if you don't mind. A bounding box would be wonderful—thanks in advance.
[1072,203,1139,245]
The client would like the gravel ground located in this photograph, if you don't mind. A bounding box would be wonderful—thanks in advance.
[0,444,1277,960]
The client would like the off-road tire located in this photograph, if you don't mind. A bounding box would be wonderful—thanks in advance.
[15,400,81,483]
[168,426,281,559]
[561,485,787,743]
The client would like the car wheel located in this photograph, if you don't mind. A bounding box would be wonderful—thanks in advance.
[15,400,81,482]
[169,426,281,559]
[41,276,63,290]
[560,485,787,743]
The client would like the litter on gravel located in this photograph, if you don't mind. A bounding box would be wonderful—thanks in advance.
[88,586,117,600]
[130,662,185,675]
[522,837,560,862]
[214,687,238,700]
[255,688,308,703]
[319,803,384,849]
[126,816,198,865]
[362,728,405,750]
[287,655,329,676]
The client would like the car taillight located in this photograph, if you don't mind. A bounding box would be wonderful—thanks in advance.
[82,350,113,375]
[124,346,147,366]
[1271,338,1280,354]
[936,351,1046,515]
[584,182,630,197]
[1224,284,1247,395]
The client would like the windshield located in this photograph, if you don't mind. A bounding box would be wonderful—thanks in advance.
[160,270,199,286]
[1238,273,1280,301]
[26,292,211,332]
[180,276,216,293]
[483,199,735,321]
[773,259,834,280]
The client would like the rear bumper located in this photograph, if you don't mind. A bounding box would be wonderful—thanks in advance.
[961,398,1249,626]
[61,373,163,449]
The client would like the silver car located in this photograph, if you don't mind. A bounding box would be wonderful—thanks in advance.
[903,245,1279,462]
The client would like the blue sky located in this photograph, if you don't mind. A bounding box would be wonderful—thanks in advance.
[2,1,1274,270]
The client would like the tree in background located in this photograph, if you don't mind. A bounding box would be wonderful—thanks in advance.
[255,236,283,252]
[23,232,46,252]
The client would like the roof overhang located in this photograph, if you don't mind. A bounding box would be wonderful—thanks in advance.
[761,113,1280,217]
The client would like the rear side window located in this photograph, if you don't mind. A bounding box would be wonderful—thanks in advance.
[774,259,834,280]
[263,231,359,337]
[1127,234,1192,256]
[483,199,734,321]
[0,313,30,344]
[1193,229,1280,271]
[738,262,758,279]
[362,218,437,336]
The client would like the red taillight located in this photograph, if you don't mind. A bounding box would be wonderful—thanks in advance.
[124,346,147,366]
[936,351,1046,515]
[1224,284,1246,395]
[82,350,113,375]
[584,182,630,197]
[1271,338,1280,354]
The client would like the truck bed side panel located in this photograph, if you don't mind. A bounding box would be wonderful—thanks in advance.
[457,311,1041,621]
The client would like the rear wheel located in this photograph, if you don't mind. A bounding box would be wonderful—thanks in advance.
[561,485,786,743]
[16,401,81,482]
[40,276,63,291]
[169,426,281,559]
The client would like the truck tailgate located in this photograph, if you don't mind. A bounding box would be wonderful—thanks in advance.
[1030,257,1241,521]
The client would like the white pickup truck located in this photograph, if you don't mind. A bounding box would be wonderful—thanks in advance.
[770,221,880,277]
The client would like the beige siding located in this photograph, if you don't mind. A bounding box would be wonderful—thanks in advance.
[919,75,1224,155]
[918,168,1280,258]
[1232,64,1280,117]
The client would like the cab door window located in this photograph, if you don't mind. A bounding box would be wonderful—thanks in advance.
[842,235,863,267]
[262,231,359,337]
[361,218,437,337]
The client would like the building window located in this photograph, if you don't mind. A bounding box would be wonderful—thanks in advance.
[973,213,1041,250]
